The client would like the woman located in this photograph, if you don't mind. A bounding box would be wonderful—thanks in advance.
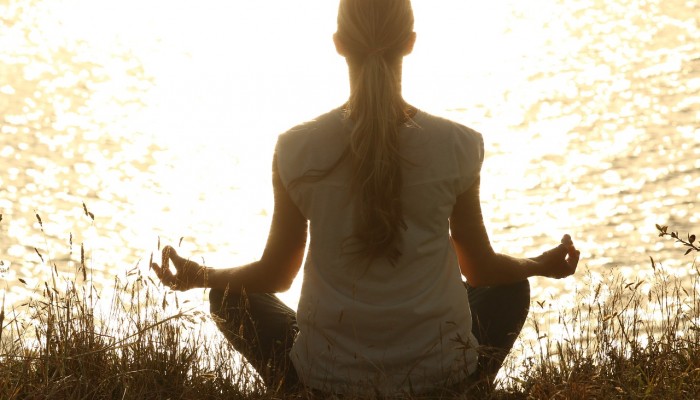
[151,0,580,396]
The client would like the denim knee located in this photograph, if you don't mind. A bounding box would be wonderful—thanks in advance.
[209,288,223,315]
[209,287,244,317]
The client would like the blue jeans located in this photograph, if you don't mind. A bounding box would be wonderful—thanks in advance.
[209,279,530,394]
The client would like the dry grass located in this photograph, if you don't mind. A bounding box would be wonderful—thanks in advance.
[1,217,699,399]
[506,263,700,400]
[0,268,260,399]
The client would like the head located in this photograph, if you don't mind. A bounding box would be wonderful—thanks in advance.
[332,0,417,265]
[334,0,416,76]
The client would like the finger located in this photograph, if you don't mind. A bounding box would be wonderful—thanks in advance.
[567,244,578,256]
[543,243,568,255]
[150,261,163,279]
[151,262,168,283]
[162,246,173,274]
[163,245,186,269]
[153,262,177,286]
[567,250,580,270]
[168,247,189,270]
[553,243,569,256]
[163,245,176,257]
[561,234,573,246]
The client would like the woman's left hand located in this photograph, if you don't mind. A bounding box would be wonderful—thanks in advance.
[531,234,580,279]
[150,246,206,291]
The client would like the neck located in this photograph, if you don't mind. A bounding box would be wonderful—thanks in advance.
[346,59,405,104]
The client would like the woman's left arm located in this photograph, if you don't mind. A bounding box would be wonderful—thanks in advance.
[151,154,308,293]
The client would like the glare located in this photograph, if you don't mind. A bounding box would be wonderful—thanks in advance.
[1,0,699,321]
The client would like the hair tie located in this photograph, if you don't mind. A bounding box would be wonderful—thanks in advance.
[367,47,389,57]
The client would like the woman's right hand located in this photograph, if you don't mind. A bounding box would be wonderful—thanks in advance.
[532,234,580,279]
[150,246,207,291]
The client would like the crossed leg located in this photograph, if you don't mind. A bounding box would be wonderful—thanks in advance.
[209,279,530,395]
[466,279,531,391]
[209,289,300,392]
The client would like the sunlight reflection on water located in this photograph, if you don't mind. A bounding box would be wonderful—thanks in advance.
[1,0,699,346]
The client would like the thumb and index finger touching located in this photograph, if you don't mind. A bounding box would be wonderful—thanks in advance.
[150,246,188,285]
[560,233,581,272]
[545,235,576,258]
[561,234,580,257]
[538,234,580,278]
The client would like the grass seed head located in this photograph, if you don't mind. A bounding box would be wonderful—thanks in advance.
[0,292,4,343]
[34,247,44,263]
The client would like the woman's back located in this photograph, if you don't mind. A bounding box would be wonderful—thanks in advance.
[276,106,484,393]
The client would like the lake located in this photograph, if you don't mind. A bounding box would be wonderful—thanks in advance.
[1,0,699,320]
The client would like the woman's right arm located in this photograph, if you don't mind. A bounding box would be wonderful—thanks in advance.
[150,155,308,293]
[449,177,579,287]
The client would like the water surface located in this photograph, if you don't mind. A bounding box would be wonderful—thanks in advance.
[1,0,699,315]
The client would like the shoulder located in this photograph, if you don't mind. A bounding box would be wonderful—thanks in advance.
[410,111,485,192]
[413,110,484,156]
[275,107,347,185]
[277,107,344,146]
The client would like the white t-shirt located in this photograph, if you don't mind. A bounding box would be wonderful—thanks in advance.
[275,107,484,395]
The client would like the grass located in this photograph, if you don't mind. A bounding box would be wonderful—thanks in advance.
[511,264,700,399]
[0,266,253,399]
[1,215,699,399]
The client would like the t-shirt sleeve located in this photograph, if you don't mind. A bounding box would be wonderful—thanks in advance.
[454,126,485,194]
[274,133,291,189]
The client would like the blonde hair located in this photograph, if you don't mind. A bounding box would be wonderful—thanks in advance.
[336,0,415,264]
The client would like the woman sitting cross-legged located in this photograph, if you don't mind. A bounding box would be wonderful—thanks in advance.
[150,0,580,397]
